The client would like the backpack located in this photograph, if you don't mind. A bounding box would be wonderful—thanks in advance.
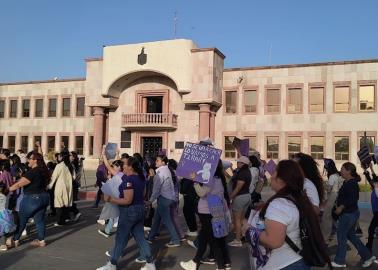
[284,196,331,268]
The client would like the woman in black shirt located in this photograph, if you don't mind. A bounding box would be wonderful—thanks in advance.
[332,162,375,268]
[9,151,50,248]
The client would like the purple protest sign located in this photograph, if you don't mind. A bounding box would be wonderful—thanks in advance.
[232,137,249,157]
[176,142,222,184]
[264,159,277,176]
[158,148,167,156]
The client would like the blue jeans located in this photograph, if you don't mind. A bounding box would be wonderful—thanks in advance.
[148,196,180,244]
[14,192,49,241]
[111,204,153,265]
[281,259,310,270]
[334,210,372,264]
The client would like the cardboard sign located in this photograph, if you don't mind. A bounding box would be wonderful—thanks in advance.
[232,137,250,157]
[105,143,117,160]
[176,142,222,184]
[264,159,277,176]
[357,145,371,166]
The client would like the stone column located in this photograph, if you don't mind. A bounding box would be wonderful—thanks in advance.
[93,107,105,158]
[198,104,211,140]
[210,110,216,142]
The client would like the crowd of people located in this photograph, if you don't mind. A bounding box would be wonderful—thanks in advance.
[1,138,378,269]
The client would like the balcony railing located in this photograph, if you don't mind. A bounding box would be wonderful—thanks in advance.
[122,113,178,129]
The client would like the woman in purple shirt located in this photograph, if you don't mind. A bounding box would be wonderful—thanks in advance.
[96,157,155,270]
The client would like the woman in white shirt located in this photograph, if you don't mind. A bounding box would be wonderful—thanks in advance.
[245,160,329,269]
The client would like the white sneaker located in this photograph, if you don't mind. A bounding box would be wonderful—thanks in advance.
[144,226,151,231]
[21,229,27,239]
[180,260,197,270]
[228,239,242,247]
[97,219,106,226]
[186,231,198,237]
[74,212,82,222]
[140,262,156,270]
[105,251,111,257]
[187,240,197,249]
[113,222,118,228]
[362,256,376,268]
[0,245,7,251]
[331,261,346,268]
[96,261,116,270]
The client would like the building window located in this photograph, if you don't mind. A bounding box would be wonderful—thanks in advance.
[35,99,44,117]
[334,86,350,112]
[21,136,28,153]
[10,100,18,118]
[90,107,95,116]
[22,99,30,117]
[0,100,5,118]
[288,136,301,158]
[266,136,279,159]
[75,136,84,155]
[359,135,375,154]
[89,136,94,156]
[310,136,324,160]
[266,89,280,113]
[61,136,69,150]
[33,136,42,150]
[76,97,85,117]
[224,136,236,158]
[359,85,375,111]
[244,136,257,153]
[309,87,324,113]
[175,141,185,149]
[287,88,302,113]
[8,136,16,153]
[48,98,57,117]
[0,136,3,148]
[62,98,71,117]
[335,136,349,161]
[225,91,237,113]
[47,136,55,153]
[244,90,257,113]
[121,131,131,148]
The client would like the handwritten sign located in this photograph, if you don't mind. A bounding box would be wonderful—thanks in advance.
[105,143,117,160]
[176,142,222,184]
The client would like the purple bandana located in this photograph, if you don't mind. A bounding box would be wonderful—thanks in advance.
[247,226,271,269]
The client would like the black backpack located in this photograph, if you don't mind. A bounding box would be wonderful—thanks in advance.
[284,196,332,268]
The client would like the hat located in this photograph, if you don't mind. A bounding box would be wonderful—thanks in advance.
[236,156,250,165]
[199,137,213,146]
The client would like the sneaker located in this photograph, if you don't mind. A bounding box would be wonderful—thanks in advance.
[30,239,46,247]
[144,226,151,231]
[140,262,156,270]
[98,229,112,238]
[187,240,197,249]
[228,240,242,247]
[21,229,27,238]
[225,263,231,270]
[331,261,347,268]
[186,231,198,237]
[0,245,7,251]
[180,260,197,270]
[165,242,180,248]
[97,219,106,226]
[96,261,116,270]
[74,212,82,222]
[200,258,215,265]
[135,256,146,263]
[105,251,111,257]
[113,222,118,228]
[53,223,65,227]
[362,256,376,268]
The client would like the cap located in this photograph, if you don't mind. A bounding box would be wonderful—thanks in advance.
[236,156,250,165]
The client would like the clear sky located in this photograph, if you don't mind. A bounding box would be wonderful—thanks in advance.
[1,0,377,82]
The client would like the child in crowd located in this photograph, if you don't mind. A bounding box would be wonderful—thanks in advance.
[0,182,15,251]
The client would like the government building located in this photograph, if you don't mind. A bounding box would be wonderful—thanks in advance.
[0,39,377,168]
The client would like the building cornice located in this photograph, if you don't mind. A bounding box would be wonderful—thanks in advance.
[0,78,86,86]
[191,48,226,59]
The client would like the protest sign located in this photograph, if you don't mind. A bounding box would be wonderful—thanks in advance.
[264,159,277,176]
[357,145,371,166]
[101,174,123,198]
[158,148,167,156]
[105,143,117,160]
[176,142,222,184]
[232,137,250,157]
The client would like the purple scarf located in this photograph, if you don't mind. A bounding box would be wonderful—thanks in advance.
[247,226,271,269]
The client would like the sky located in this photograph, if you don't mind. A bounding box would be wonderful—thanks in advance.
[0,0,377,82]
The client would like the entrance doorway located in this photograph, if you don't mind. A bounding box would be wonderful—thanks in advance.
[142,137,162,158]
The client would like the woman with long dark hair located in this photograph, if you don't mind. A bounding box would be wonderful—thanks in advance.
[147,155,180,247]
[48,151,73,226]
[69,151,82,221]
[8,151,50,248]
[180,159,231,270]
[97,157,155,270]
[293,153,324,216]
[332,162,375,268]
[246,160,329,269]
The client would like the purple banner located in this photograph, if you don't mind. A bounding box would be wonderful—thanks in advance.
[232,137,249,157]
[264,159,277,176]
[176,142,222,184]
[158,148,167,156]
